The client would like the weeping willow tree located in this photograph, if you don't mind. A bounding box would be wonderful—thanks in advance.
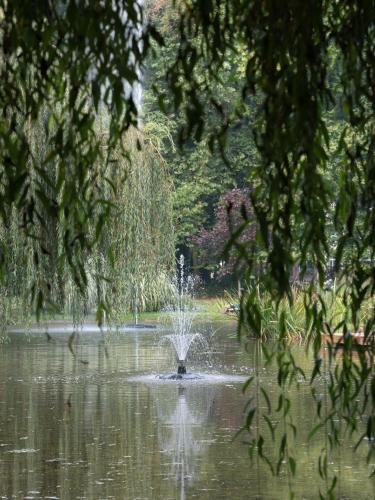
[91,126,175,323]
[0,104,71,331]
[0,105,175,330]
[0,0,159,321]
[149,2,375,497]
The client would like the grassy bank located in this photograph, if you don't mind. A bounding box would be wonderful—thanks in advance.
[108,297,237,324]
[3,296,236,331]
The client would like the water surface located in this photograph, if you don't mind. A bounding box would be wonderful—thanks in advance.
[0,323,373,499]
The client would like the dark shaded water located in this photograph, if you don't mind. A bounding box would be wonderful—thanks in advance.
[0,322,374,499]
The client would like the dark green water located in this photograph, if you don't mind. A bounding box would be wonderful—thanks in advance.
[0,323,373,499]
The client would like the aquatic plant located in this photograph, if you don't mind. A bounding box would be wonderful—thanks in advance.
[230,284,374,341]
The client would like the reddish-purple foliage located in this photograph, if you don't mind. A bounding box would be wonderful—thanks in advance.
[191,188,256,277]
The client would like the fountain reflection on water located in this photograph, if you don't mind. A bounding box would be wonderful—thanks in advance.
[154,384,216,500]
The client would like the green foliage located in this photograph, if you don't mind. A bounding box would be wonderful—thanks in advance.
[1,1,375,497]
[0,116,175,328]
[0,0,162,315]
[143,3,258,244]
[238,283,374,341]
[97,128,175,321]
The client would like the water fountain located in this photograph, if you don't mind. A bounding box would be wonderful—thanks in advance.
[158,313,209,379]
[128,255,247,384]
[157,255,209,380]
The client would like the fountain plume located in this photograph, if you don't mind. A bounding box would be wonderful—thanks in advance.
[158,255,210,379]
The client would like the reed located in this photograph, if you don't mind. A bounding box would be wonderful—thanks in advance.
[234,283,373,341]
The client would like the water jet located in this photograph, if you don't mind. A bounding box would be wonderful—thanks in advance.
[156,255,210,380]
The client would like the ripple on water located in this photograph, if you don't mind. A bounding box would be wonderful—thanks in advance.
[6,448,39,454]
[127,373,248,384]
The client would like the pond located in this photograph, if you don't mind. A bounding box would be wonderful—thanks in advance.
[0,321,374,499]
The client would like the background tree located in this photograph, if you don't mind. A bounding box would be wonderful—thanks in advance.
[0,114,175,330]
[144,1,259,249]
[191,187,256,283]
[0,0,162,315]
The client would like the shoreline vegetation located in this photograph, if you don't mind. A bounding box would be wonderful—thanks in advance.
[3,287,373,342]
[2,297,236,333]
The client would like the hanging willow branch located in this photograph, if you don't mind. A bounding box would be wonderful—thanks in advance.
[149,0,375,496]
[0,0,161,316]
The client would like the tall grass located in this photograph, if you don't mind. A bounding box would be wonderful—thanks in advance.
[232,283,374,341]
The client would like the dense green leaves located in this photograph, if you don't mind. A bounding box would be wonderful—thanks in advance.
[0,0,161,314]
[0,116,175,328]
[144,1,375,495]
